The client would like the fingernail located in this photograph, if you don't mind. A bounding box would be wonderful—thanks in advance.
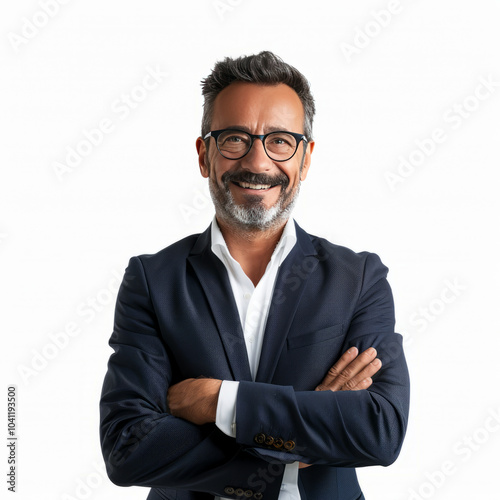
[372,358,381,366]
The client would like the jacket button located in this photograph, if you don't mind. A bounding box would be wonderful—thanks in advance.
[264,435,274,446]
[254,433,266,444]
[235,488,245,496]
[273,437,284,448]
[244,490,253,498]
[284,440,296,451]
[224,486,235,495]
[254,493,263,499]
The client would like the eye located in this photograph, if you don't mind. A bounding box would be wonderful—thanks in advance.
[272,137,286,145]
[219,131,250,146]
[267,133,295,148]
[227,135,244,143]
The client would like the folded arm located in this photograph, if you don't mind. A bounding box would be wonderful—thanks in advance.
[99,257,284,497]
[234,258,410,468]
[169,254,410,468]
[168,345,385,470]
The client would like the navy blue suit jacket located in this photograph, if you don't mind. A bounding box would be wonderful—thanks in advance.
[99,221,410,500]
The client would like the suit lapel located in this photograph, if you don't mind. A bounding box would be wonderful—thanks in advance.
[187,222,319,384]
[256,222,319,383]
[187,226,253,382]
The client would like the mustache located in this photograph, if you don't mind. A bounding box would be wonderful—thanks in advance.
[221,170,289,188]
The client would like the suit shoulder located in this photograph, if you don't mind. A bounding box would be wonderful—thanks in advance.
[307,232,389,283]
[129,233,202,273]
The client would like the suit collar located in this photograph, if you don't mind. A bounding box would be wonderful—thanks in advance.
[188,220,319,383]
[255,222,319,382]
[210,216,298,278]
[189,219,316,257]
[188,225,252,381]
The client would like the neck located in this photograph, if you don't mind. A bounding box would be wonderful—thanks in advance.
[215,216,288,286]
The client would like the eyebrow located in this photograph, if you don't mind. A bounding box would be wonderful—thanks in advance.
[223,125,294,134]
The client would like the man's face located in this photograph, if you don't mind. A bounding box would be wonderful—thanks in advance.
[196,82,314,232]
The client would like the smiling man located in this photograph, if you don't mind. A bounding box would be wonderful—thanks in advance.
[99,51,410,500]
[201,82,309,237]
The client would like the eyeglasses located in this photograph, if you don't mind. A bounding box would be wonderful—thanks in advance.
[204,128,307,162]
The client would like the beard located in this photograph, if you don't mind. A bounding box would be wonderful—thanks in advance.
[207,164,302,232]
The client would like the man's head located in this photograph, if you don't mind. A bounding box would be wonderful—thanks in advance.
[200,51,315,143]
[196,51,315,234]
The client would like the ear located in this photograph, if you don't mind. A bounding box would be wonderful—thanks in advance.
[196,137,209,178]
[300,140,314,181]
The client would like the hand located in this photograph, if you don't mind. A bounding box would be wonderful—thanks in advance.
[315,346,381,392]
[167,378,222,425]
[299,347,382,469]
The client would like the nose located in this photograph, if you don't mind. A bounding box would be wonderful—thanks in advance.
[240,137,273,173]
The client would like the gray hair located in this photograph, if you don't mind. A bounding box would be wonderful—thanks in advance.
[200,51,315,142]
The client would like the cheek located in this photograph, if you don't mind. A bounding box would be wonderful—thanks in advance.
[205,153,219,178]
[209,160,232,185]
[284,165,302,185]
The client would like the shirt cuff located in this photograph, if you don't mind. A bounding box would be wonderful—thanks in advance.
[280,462,300,499]
[215,380,239,438]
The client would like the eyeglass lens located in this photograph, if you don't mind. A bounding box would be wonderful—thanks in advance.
[217,130,298,160]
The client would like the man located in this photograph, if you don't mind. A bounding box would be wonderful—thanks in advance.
[99,51,410,500]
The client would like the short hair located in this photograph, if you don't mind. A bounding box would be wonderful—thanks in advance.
[201,51,315,142]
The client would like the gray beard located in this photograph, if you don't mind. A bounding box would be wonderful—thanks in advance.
[208,177,301,232]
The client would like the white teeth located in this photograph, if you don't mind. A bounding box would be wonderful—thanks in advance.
[238,181,272,190]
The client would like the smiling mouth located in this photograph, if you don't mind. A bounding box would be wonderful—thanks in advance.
[233,181,278,191]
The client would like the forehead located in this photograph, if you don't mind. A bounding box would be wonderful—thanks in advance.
[211,82,304,132]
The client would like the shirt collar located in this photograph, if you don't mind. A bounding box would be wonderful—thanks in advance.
[210,215,297,268]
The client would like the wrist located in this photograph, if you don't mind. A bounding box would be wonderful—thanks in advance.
[207,379,222,422]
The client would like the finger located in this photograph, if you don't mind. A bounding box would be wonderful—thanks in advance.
[341,358,382,391]
[340,357,381,391]
[329,347,377,391]
[351,377,372,391]
[317,347,377,392]
[315,347,358,391]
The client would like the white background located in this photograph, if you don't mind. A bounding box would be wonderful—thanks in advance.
[2,1,500,499]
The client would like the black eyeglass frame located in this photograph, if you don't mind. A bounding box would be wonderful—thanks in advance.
[203,128,308,162]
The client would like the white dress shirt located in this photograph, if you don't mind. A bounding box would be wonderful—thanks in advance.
[210,216,301,500]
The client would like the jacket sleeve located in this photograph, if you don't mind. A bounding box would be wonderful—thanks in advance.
[99,256,284,496]
[235,252,410,468]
